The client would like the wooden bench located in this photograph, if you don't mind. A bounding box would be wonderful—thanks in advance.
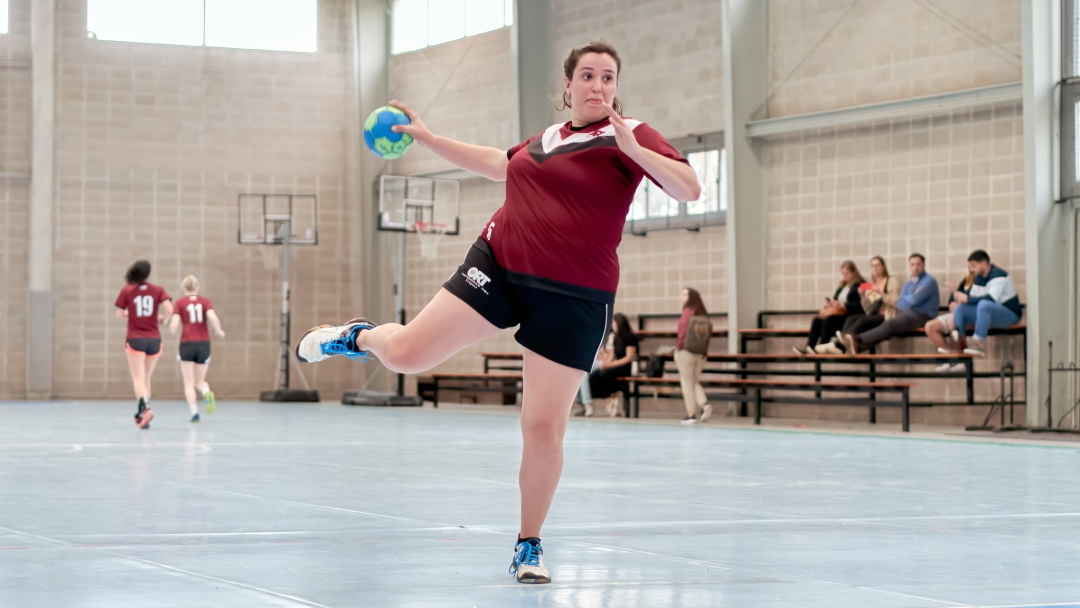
[430,373,522,408]
[644,351,978,403]
[738,324,1027,354]
[623,377,915,431]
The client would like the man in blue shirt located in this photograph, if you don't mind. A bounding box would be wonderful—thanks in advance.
[841,253,939,353]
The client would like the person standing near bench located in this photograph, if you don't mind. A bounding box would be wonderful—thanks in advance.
[675,288,713,424]
[841,253,939,354]
[793,260,865,355]
[816,255,899,354]
[949,250,1022,357]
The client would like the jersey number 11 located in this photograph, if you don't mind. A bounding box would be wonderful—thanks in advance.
[186,303,204,324]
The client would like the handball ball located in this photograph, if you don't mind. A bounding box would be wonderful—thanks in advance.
[364,106,414,159]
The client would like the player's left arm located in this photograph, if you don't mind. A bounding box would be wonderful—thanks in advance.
[603,102,701,202]
[207,309,225,339]
[168,313,181,334]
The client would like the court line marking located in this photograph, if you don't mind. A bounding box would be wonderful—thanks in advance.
[0,525,329,608]
[159,480,968,603]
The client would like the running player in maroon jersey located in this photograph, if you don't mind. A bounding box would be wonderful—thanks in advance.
[114,260,173,429]
[169,275,225,423]
[295,40,700,583]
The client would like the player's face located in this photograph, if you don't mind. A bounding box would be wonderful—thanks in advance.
[565,52,618,124]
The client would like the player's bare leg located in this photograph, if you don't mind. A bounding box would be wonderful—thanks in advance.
[296,289,500,373]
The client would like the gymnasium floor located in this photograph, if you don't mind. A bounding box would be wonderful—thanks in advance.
[2,400,1079,608]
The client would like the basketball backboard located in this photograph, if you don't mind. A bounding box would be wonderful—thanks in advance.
[238,194,318,245]
[377,175,460,233]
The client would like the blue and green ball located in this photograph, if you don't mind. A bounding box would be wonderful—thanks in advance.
[363,106,414,159]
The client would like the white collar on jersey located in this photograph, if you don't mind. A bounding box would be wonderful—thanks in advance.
[540,119,643,154]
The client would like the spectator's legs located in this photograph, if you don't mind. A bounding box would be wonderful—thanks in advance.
[807,316,825,348]
[952,303,977,341]
[821,315,848,346]
[924,318,951,351]
[854,310,930,351]
[972,299,1020,341]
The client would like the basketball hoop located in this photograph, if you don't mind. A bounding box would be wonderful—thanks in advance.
[414,222,450,260]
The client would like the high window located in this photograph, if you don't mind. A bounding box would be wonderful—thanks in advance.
[392,0,514,55]
[627,134,726,234]
[86,0,318,53]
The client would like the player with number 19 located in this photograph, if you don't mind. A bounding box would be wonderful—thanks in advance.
[168,275,225,423]
[114,260,173,428]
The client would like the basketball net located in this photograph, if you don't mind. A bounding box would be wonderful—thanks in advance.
[414,222,449,260]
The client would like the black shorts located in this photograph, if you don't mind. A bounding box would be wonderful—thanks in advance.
[178,341,211,364]
[125,338,162,356]
[443,239,613,373]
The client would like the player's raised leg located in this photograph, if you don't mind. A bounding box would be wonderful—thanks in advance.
[194,362,215,415]
[296,288,501,374]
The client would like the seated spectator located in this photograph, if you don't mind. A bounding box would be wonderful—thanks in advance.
[925,261,977,371]
[815,255,900,354]
[949,249,1022,357]
[840,253,939,353]
[587,313,639,417]
[792,260,865,355]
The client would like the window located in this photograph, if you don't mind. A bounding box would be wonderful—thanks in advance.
[392,0,513,55]
[86,0,317,53]
[627,144,726,234]
[1062,0,1080,201]
[0,0,9,34]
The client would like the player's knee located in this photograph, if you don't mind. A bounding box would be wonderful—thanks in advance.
[382,339,429,374]
[521,415,564,445]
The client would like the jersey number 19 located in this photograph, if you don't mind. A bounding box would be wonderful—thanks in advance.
[134,295,154,318]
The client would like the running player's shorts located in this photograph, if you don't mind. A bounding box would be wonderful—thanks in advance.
[443,239,613,373]
[178,341,212,364]
[125,338,162,356]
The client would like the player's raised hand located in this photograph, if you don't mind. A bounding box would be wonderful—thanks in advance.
[602,101,643,160]
[388,100,434,146]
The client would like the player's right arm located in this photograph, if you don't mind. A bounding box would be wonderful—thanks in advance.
[388,100,509,182]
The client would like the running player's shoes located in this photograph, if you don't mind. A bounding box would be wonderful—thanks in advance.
[134,398,152,428]
[203,390,216,415]
[295,318,376,364]
[189,413,200,423]
[509,538,550,584]
[137,408,154,429]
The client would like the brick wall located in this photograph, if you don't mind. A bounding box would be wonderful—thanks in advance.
[0,0,31,398]
[45,0,364,399]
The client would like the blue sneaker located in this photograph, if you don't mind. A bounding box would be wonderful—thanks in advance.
[509,538,550,584]
[295,318,376,364]
[189,413,200,423]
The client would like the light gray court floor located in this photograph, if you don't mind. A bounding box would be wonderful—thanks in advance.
[2,400,1080,608]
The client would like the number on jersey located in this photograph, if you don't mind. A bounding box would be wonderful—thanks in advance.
[186,303,204,324]
[134,295,155,318]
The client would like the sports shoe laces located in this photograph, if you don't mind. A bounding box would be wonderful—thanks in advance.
[509,541,541,574]
[320,327,372,362]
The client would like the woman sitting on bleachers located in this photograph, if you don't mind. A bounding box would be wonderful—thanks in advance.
[793,260,865,355]
[815,256,899,354]
[587,313,639,417]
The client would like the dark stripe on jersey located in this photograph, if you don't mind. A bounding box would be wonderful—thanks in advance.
[526,136,618,164]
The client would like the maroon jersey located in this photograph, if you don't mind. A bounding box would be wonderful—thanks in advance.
[176,295,214,343]
[484,118,688,299]
[115,283,171,340]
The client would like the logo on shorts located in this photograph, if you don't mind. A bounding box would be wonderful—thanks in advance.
[464,266,491,294]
